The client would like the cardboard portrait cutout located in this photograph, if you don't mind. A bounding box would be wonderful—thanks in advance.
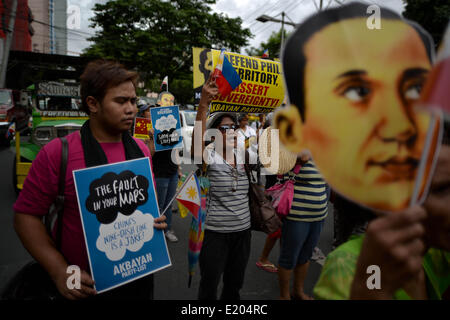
[275,2,443,213]
[157,91,175,107]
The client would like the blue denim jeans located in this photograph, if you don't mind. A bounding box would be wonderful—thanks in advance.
[279,219,325,269]
[155,173,178,231]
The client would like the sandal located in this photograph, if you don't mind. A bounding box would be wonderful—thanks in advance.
[256,261,278,273]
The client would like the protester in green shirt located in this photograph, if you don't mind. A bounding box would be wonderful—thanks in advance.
[314,126,450,300]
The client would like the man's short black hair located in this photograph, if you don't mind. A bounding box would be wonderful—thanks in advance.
[80,60,138,115]
[282,2,435,122]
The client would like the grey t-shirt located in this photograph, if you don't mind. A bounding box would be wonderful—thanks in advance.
[204,148,251,232]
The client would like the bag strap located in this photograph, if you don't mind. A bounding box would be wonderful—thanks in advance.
[275,164,302,182]
[55,137,68,250]
[244,162,251,181]
[243,149,257,184]
[256,159,261,185]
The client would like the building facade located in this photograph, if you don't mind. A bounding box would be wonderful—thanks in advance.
[1,0,33,52]
[28,0,67,55]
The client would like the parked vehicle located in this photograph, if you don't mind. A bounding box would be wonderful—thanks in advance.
[0,89,30,146]
[181,104,195,111]
[179,110,196,157]
[13,82,87,194]
[0,89,15,146]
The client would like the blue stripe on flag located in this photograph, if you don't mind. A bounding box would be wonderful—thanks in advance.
[222,55,242,89]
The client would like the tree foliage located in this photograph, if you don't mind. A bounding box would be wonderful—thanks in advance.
[245,29,290,59]
[403,0,449,47]
[82,0,252,103]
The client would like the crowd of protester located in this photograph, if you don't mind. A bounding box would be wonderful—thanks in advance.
[4,2,449,301]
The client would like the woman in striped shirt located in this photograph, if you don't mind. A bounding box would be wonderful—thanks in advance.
[278,150,329,300]
[192,76,252,300]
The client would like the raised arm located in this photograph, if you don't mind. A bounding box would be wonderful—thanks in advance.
[191,75,218,161]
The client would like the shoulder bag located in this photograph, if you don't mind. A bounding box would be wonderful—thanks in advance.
[244,163,282,234]
[266,164,301,218]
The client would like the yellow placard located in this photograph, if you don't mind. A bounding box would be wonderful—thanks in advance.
[192,47,285,113]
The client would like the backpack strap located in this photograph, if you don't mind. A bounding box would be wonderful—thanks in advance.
[55,137,68,250]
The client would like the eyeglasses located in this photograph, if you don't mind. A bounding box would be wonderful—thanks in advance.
[218,124,237,133]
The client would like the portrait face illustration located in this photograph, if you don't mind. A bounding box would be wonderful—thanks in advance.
[276,5,441,212]
[157,92,175,107]
[199,49,212,81]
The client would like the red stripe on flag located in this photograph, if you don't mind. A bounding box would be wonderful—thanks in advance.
[213,68,233,97]
[177,199,200,219]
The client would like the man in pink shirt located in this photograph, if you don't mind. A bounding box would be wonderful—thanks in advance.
[13,60,166,300]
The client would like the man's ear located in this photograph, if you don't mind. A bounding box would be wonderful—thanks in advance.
[274,105,304,153]
[86,96,99,114]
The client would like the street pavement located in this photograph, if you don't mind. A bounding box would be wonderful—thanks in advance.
[0,145,334,300]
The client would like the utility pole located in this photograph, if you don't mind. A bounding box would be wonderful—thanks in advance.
[256,12,295,57]
[0,0,18,88]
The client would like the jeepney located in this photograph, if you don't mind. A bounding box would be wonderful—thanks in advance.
[13,81,88,193]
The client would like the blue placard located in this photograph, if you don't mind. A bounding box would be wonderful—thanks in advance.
[150,105,183,152]
[73,158,171,293]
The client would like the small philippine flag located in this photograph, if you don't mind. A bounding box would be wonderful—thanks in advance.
[176,172,201,220]
[160,76,168,91]
[212,49,242,97]
[261,49,269,58]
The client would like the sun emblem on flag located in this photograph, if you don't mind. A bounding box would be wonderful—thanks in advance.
[187,186,197,200]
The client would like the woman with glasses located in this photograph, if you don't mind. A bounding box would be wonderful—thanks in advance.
[191,76,252,300]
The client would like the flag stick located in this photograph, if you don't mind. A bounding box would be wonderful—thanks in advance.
[410,112,442,206]
[160,170,195,216]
